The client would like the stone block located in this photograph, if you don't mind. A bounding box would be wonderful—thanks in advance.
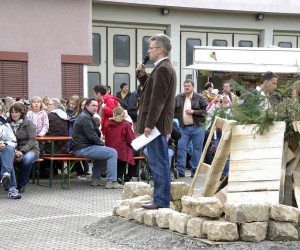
[170,200,182,212]
[267,221,298,241]
[117,195,151,219]
[169,212,191,234]
[181,196,223,218]
[239,222,268,242]
[156,208,177,228]
[132,208,146,223]
[121,182,152,200]
[223,202,269,223]
[269,204,300,223]
[187,217,209,239]
[144,210,158,227]
[171,182,190,201]
[203,221,239,241]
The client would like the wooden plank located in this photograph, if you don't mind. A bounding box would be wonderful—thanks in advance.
[199,162,210,174]
[294,161,300,173]
[232,122,286,136]
[286,146,300,175]
[227,191,280,204]
[213,186,227,205]
[228,181,280,192]
[287,147,295,164]
[230,159,282,171]
[231,136,284,150]
[202,136,233,197]
[232,133,284,141]
[279,143,288,204]
[228,169,281,182]
[188,117,237,197]
[188,117,218,196]
[230,147,283,161]
[293,171,300,208]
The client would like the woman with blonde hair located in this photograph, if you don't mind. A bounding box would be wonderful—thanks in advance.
[66,95,80,119]
[27,96,49,137]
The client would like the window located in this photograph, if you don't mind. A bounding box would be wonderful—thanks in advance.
[186,39,201,66]
[0,60,28,98]
[238,40,253,47]
[113,35,130,66]
[113,73,130,96]
[142,36,154,68]
[88,72,101,98]
[212,39,227,46]
[92,33,100,66]
[278,42,292,48]
[186,74,193,80]
[61,63,83,99]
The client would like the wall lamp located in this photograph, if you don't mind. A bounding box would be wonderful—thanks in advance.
[256,14,264,21]
[161,8,170,16]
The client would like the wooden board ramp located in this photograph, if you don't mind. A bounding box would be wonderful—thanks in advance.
[227,122,286,204]
[188,117,237,196]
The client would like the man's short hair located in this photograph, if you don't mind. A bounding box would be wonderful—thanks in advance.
[260,71,278,85]
[183,80,194,86]
[85,98,97,107]
[223,81,230,86]
[120,83,127,90]
[149,34,172,57]
[93,84,107,95]
[204,82,213,90]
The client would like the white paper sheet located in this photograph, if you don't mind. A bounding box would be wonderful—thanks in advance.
[131,127,161,151]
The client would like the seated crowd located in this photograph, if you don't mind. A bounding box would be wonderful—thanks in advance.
[0,84,141,199]
[0,78,253,200]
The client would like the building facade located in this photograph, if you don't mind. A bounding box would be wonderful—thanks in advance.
[0,0,92,100]
[1,0,300,99]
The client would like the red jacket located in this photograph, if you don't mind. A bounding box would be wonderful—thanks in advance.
[105,120,135,165]
[101,93,119,136]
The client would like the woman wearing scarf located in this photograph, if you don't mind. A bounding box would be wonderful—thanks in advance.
[9,102,39,192]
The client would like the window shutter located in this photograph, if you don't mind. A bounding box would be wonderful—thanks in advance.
[61,63,83,99]
[0,60,28,98]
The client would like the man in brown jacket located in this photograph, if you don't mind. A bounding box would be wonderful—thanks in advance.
[136,34,177,209]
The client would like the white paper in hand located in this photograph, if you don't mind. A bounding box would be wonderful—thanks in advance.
[131,127,161,151]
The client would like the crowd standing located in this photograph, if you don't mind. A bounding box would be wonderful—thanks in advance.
[0,30,288,205]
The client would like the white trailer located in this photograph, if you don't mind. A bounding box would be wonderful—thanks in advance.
[185,46,300,91]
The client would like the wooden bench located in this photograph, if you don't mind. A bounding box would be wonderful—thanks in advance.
[42,155,93,189]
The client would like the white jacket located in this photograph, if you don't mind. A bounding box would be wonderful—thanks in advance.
[0,117,17,148]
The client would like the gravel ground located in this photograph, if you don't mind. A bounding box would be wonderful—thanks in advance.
[83,216,300,250]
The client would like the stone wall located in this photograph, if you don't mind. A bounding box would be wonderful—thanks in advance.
[113,182,300,242]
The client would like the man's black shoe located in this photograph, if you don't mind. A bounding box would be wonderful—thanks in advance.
[178,172,185,177]
[142,202,161,210]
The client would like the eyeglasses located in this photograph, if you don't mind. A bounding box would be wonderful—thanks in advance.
[148,47,160,50]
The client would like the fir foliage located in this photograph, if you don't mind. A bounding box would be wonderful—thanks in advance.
[210,79,300,145]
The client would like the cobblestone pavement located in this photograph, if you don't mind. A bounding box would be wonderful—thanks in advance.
[1,170,202,250]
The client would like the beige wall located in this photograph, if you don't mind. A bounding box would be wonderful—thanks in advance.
[0,0,92,98]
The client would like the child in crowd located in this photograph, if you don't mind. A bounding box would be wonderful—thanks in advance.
[105,106,136,183]
[27,96,49,137]
[66,95,80,119]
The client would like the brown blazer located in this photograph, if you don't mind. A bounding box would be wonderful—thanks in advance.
[137,58,177,135]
